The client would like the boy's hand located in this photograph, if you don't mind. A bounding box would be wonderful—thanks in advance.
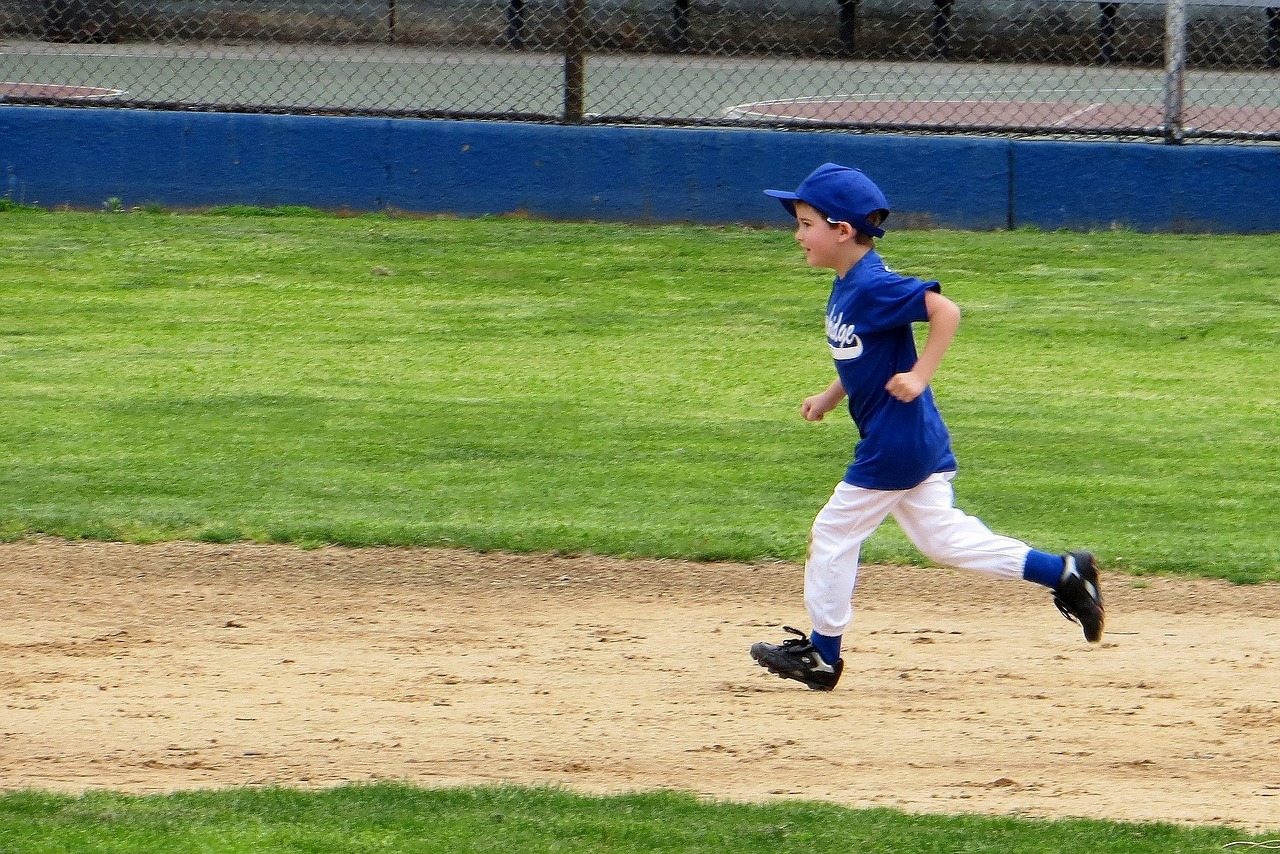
[802,379,848,421]
[885,371,927,403]
[801,394,834,421]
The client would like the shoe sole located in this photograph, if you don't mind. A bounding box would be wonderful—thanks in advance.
[1068,552,1105,643]
[750,646,838,691]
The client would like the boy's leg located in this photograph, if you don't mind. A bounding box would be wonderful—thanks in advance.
[750,481,901,690]
[805,480,902,637]
[890,472,1103,641]
[889,472,1030,580]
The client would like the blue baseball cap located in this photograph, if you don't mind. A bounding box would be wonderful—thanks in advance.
[764,162,890,238]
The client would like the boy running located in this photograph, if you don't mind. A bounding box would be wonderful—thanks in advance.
[750,163,1104,691]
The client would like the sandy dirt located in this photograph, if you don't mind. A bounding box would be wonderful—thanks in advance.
[2,539,1278,831]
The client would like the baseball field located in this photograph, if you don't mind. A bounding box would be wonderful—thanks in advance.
[1,205,1277,849]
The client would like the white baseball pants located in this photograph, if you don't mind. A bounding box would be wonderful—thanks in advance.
[805,471,1031,637]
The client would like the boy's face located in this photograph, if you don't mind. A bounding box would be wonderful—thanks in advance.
[792,200,851,271]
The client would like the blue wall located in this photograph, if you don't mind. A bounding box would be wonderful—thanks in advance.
[3,106,1279,232]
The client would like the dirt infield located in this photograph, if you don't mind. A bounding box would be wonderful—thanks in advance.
[2,539,1277,831]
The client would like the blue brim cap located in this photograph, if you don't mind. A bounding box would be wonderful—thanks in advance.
[764,163,890,238]
[762,189,801,217]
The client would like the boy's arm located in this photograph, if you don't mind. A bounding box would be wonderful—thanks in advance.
[802,378,847,422]
[885,289,960,403]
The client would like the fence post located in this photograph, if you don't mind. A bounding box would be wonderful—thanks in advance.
[931,0,954,59]
[506,0,526,49]
[564,0,587,122]
[1266,7,1279,68]
[838,0,857,57]
[1162,0,1187,142]
[671,0,691,52]
[1096,2,1118,64]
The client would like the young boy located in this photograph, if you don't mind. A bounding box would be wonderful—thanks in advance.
[750,162,1104,692]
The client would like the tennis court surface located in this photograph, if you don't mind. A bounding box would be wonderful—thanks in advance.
[726,96,1280,134]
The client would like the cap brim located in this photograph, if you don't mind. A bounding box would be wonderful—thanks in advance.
[763,189,799,217]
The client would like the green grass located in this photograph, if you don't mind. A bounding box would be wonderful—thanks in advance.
[0,784,1269,853]
[0,207,1276,581]
[3,206,1278,848]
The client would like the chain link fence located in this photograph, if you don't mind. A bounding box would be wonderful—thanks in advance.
[1,0,1278,140]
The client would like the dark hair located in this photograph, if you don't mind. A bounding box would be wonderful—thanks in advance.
[825,208,887,232]
[850,209,888,242]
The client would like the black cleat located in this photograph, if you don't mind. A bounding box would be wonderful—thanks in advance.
[1054,551,1105,643]
[750,626,844,691]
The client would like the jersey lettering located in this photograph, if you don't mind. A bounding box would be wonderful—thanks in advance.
[826,311,863,360]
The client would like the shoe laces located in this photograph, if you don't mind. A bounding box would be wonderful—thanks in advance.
[1054,594,1080,624]
[779,625,814,650]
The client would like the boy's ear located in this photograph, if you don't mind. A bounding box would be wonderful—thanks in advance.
[836,221,856,241]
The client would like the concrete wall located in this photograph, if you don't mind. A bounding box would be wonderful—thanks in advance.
[3,105,1279,232]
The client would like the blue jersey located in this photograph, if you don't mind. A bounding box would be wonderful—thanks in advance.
[826,250,957,490]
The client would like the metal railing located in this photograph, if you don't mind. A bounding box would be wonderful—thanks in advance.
[1,0,1278,140]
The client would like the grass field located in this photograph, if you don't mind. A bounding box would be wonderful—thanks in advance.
[1,204,1275,581]
[1,205,1277,852]
[1,784,1270,853]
